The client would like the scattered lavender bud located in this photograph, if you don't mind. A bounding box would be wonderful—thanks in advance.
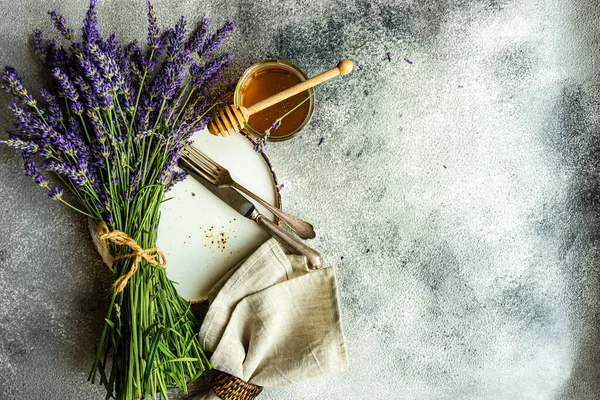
[404,57,413,65]
[366,249,371,253]
[386,51,392,62]
[341,256,345,260]
[358,65,364,70]
[279,183,285,190]
[318,137,326,145]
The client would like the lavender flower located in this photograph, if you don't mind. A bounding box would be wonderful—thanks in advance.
[166,17,187,62]
[35,174,49,188]
[48,10,74,40]
[253,131,268,153]
[44,160,87,188]
[40,89,64,126]
[146,1,161,51]
[79,59,111,108]
[190,52,234,91]
[165,170,187,191]
[32,30,47,61]
[23,156,38,177]
[82,0,99,45]
[1,138,39,153]
[0,67,36,107]
[48,187,64,200]
[126,169,143,201]
[186,17,209,52]
[198,20,236,58]
[52,68,78,101]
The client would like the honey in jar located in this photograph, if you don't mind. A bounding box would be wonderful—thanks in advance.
[235,61,314,141]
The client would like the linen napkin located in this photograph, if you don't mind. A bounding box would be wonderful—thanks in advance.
[193,238,348,399]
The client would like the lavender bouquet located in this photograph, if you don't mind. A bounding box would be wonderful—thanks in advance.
[0,1,235,398]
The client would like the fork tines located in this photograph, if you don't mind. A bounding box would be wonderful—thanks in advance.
[181,148,218,184]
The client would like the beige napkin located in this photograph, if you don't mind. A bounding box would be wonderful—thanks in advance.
[194,238,348,399]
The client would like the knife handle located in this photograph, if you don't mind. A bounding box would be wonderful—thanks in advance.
[254,212,323,270]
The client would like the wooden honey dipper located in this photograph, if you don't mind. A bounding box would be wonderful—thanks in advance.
[207,59,354,136]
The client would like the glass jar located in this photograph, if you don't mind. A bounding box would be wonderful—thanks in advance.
[234,60,315,142]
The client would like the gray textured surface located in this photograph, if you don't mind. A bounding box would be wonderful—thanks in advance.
[1,0,599,399]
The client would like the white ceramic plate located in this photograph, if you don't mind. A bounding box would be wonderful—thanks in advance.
[157,128,279,301]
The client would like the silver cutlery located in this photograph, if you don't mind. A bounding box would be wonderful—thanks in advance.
[181,145,316,240]
[180,157,323,270]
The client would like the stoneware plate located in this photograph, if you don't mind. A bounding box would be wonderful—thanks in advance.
[157,128,279,301]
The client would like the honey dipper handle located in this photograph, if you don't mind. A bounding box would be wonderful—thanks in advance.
[245,59,353,116]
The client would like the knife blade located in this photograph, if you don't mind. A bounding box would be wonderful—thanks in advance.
[180,159,323,269]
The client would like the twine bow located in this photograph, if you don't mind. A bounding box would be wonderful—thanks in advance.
[95,221,167,293]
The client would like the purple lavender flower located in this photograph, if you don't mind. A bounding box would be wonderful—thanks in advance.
[48,187,64,200]
[166,17,187,61]
[44,160,87,188]
[253,131,268,153]
[165,170,187,191]
[52,68,79,101]
[386,51,392,62]
[0,67,36,107]
[198,20,236,58]
[318,137,326,145]
[88,42,121,88]
[271,119,281,131]
[82,0,99,45]
[35,174,49,188]
[126,169,143,201]
[74,76,98,110]
[9,103,35,136]
[0,138,39,153]
[186,17,209,52]
[23,157,38,177]
[48,10,74,40]
[102,32,119,56]
[146,1,161,51]
[32,30,47,61]
[40,89,64,126]
[79,59,111,108]
[190,52,234,91]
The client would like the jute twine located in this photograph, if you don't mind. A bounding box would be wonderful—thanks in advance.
[95,221,167,293]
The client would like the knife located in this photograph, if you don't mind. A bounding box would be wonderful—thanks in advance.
[180,160,323,270]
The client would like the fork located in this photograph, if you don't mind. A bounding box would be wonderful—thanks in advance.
[181,146,316,239]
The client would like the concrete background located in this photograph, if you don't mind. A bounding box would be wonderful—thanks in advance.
[1,0,599,399]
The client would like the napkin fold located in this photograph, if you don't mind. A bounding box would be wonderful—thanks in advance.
[194,238,348,399]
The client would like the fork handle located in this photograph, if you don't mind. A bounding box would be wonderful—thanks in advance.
[253,211,323,270]
[232,182,316,239]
